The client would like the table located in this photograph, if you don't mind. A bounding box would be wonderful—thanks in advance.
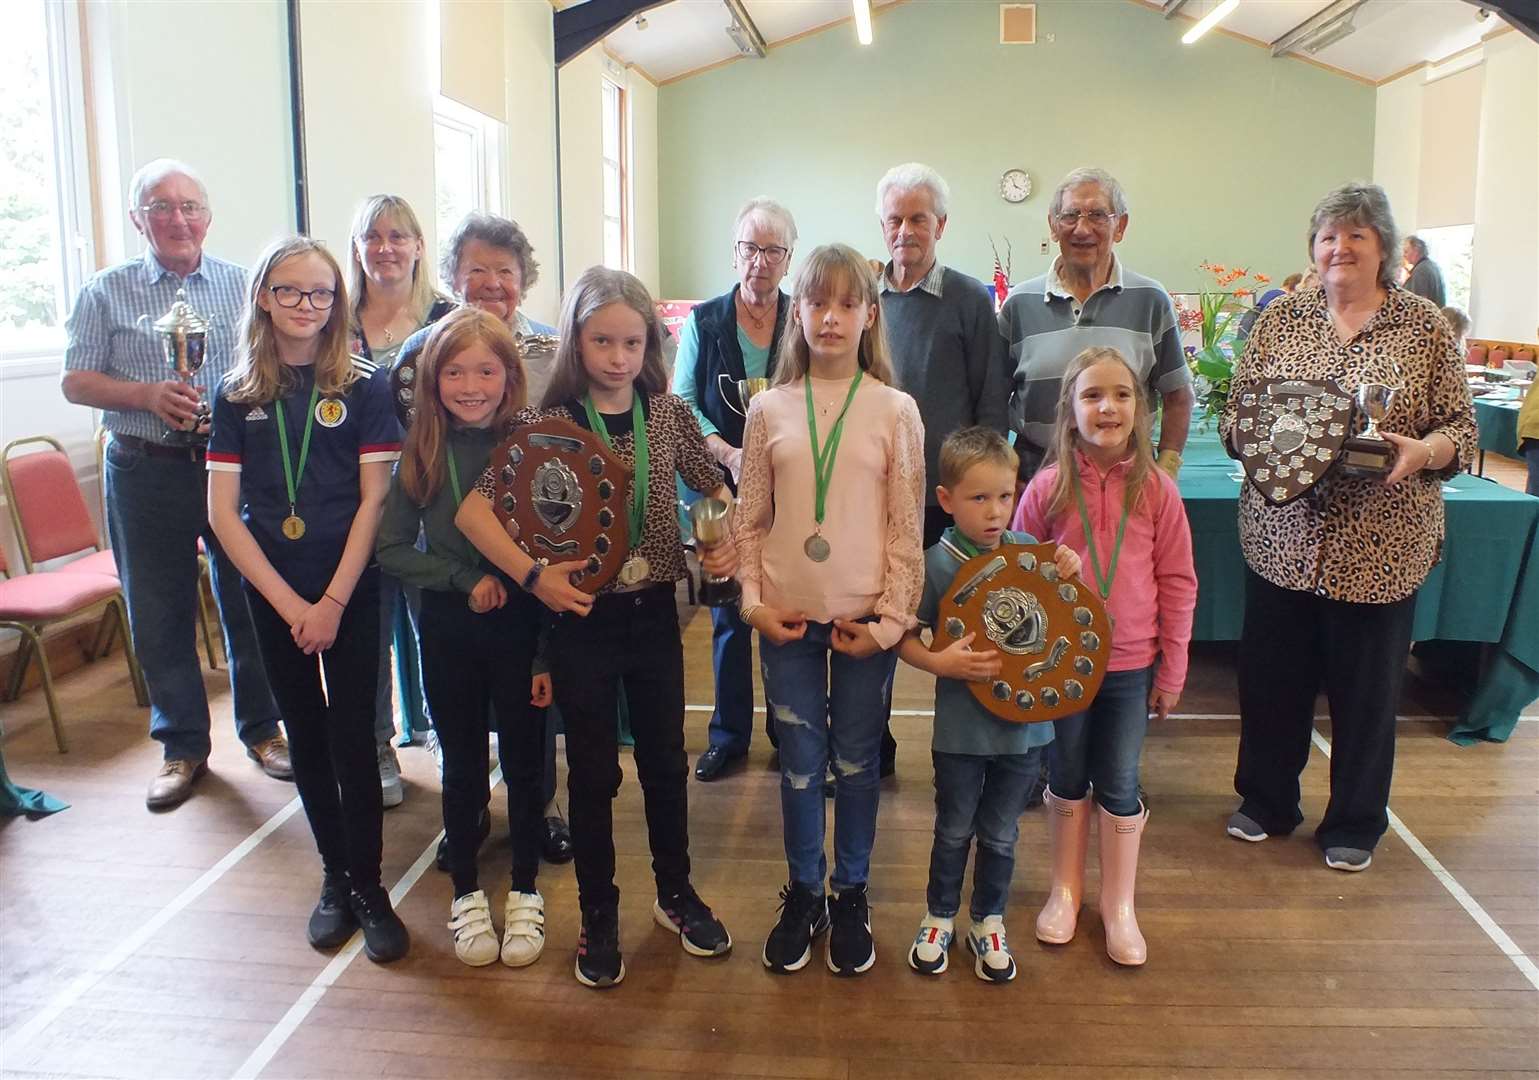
[1177,429,1539,743]
[1474,394,1523,474]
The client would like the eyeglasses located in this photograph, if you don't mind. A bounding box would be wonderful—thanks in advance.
[138,200,209,222]
[1054,209,1119,229]
[735,241,789,266]
[267,285,336,310]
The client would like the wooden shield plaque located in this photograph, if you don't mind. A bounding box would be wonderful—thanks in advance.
[930,543,1113,723]
[1231,378,1352,505]
[488,417,632,594]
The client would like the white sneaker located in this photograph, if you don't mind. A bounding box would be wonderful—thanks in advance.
[907,912,953,975]
[447,890,499,966]
[378,743,404,809]
[501,890,546,967]
[966,915,1018,984]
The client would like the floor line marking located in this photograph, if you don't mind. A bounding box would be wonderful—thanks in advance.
[230,766,502,1080]
[1309,729,1539,992]
[1,794,305,1061]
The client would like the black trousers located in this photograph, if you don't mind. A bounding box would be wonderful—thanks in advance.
[549,584,690,911]
[419,585,545,898]
[247,569,384,887]
[1234,568,1416,851]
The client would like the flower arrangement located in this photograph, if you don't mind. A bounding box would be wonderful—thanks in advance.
[1185,262,1271,422]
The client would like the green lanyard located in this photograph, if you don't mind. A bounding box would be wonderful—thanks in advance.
[1072,470,1132,601]
[582,392,648,547]
[804,371,864,528]
[445,445,463,505]
[274,382,320,521]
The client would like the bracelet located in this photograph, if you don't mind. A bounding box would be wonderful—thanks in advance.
[1423,440,1435,471]
[739,602,762,624]
[521,561,544,591]
[322,592,345,609]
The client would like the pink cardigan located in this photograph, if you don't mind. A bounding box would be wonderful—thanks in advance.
[734,374,926,650]
[1012,450,1197,694]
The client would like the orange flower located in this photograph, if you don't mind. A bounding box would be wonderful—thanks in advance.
[1234,288,1252,298]
[1254,273,1271,284]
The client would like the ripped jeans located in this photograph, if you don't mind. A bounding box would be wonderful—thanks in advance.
[761,619,897,895]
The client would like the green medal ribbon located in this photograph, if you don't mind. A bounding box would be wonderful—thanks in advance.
[582,392,647,547]
[445,446,463,506]
[804,370,864,529]
[274,382,321,524]
[945,526,984,560]
[1072,471,1132,601]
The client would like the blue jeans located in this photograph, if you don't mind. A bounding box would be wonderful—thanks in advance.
[927,747,1045,920]
[1048,666,1153,817]
[761,620,896,894]
[706,603,776,753]
[104,440,279,761]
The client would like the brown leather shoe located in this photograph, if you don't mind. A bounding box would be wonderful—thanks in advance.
[246,734,294,781]
[146,758,208,810]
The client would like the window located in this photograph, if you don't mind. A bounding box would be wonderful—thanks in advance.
[601,78,629,271]
[1415,224,1474,314]
[0,0,93,358]
[433,95,505,271]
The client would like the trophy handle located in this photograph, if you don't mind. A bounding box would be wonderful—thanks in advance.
[718,373,749,418]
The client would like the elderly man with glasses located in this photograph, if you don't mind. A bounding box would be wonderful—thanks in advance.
[61,158,287,810]
[1000,167,1193,481]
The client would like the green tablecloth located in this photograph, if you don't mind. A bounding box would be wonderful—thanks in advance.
[1475,395,1523,457]
[1178,429,1539,742]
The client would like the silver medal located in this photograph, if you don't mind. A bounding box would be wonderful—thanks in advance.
[618,554,649,585]
[804,533,831,562]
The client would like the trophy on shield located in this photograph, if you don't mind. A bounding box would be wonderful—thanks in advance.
[138,288,212,446]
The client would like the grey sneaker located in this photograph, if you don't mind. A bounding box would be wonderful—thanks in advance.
[1324,847,1373,872]
[1226,811,1267,842]
[378,743,404,809]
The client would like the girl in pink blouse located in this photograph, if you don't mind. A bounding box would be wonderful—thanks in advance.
[735,244,925,977]
[1012,345,1196,967]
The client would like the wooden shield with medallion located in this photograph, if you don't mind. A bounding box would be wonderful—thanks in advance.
[930,543,1113,724]
[487,417,632,594]
[1231,378,1353,505]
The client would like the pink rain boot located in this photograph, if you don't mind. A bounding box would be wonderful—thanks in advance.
[1098,802,1148,966]
[1035,791,1091,944]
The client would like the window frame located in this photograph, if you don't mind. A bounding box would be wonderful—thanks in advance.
[432,93,507,262]
[600,76,630,272]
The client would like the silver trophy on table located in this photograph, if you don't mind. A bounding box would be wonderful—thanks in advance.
[138,288,212,446]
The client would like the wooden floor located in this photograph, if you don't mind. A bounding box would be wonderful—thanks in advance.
[3,556,1538,1077]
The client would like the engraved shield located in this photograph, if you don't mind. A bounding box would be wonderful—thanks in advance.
[1232,378,1352,506]
[488,418,632,594]
[931,543,1113,723]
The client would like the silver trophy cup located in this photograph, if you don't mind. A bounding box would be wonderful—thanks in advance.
[688,497,740,608]
[1340,383,1399,477]
[138,288,212,446]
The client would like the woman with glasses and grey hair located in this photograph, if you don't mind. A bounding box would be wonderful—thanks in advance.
[1219,182,1475,873]
[672,197,798,781]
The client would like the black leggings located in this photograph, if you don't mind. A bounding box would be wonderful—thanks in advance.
[419,585,545,897]
[549,585,690,911]
[247,570,383,888]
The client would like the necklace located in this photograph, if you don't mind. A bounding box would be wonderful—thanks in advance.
[737,291,774,330]
[383,326,395,345]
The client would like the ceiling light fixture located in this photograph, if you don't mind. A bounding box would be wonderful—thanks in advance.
[853,0,873,45]
[1181,0,1239,45]
[723,0,767,58]
[634,14,647,30]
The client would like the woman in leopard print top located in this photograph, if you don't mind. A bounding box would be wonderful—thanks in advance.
[1218,183,1475,873]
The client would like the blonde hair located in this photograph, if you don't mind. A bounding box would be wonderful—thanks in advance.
[541,266,669,408]
[773,244,896,388]
[938,426,1018,489]
[226,237,357,405]
[397,308,527,507]
[1043,346,1155,519]
[347,195,443,325]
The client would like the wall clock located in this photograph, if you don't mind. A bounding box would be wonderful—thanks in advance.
[1000,168,1031,204]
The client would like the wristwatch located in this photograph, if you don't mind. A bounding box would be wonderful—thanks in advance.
[521,561,545,591]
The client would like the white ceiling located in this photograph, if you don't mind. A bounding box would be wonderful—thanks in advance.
[600,0,1503,85]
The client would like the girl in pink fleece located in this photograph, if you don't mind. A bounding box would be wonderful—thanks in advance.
[1011,345,1196,967]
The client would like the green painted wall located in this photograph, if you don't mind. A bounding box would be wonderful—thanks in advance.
[657,0,1375,300]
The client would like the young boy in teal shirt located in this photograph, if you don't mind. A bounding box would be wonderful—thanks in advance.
[898,427,1081,982]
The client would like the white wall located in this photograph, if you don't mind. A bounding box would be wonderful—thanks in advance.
[629,71,660,296]
[505,0,561,327]
[1470,32,1539,342]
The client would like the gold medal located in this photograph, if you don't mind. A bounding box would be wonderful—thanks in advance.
[281,514,306,541]
[618,554,650,586]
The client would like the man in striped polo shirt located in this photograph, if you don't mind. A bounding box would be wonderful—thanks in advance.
[62,159,288,810]
[1000,167,1193,480]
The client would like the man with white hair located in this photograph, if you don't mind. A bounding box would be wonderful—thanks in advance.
[62,158,288,810]
[1000,167,1193,480]
[876,163,1011,547]
[1401,235,1446,307]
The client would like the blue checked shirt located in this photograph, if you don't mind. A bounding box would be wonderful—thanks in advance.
[64,250,248,441]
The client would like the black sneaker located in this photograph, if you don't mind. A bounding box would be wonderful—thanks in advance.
[762,882,829,973]
[349,883,410,964]
[306,873,357,950]
[653,887,732,957]
[575,904,625,988]
[827,884,875,976]
[435,808,492,873]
